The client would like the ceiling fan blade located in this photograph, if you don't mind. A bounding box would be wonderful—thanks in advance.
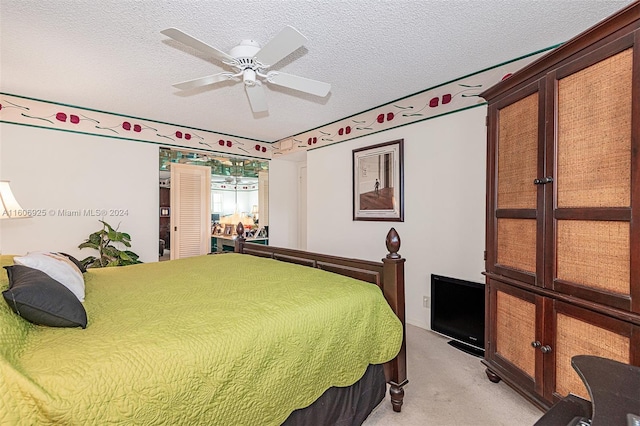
[173,72,236,91]
[267,72,331,97]
[245,81,268,112]
[161,28,236,64]
[253,26,307,67]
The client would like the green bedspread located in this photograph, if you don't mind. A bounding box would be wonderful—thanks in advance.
[0,253,402,425]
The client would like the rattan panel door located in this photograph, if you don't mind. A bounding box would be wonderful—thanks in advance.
[551,39,636,311]
[486,280,544,400]
[495,290,536,378]
[487,81,544,287]
[551,302,633,401]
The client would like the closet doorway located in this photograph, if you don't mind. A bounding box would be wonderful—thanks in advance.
[158,148,269,261]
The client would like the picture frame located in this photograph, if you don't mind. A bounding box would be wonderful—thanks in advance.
[160,207,170,217]
[254,226,266,238]
[353,139,404,221]
[223,224,234,236]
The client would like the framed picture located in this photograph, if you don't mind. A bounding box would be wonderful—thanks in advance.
[353,139,404,221]
[223,224,234,236]
[254,226,266,238]
[160,207,170,217]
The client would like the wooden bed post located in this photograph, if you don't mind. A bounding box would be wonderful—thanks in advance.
[234,222,245,253]
[233,224,408,413]
[382,228,408,412]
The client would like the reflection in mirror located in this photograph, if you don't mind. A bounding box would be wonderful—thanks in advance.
[158,148,268,258]
[211,168,258,231]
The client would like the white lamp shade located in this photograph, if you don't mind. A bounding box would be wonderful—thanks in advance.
[0,181,30,219]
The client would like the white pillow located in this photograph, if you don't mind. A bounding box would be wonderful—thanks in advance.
[13,252,85,302]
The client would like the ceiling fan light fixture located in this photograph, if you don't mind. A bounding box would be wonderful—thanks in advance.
[243,69,257,86]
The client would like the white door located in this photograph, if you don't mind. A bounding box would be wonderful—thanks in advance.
[170,163,211,259]
[298,163,307,250]
[258,170,269,227]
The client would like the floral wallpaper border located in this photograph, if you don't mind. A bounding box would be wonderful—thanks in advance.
[0,46,556,160]
[0,93,273,159]
[273,46,554,155]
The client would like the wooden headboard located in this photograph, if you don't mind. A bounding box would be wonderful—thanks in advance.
[233,224,408,412]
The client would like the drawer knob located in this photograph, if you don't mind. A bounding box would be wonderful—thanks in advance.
[540,345,552,354]
[531,341,542,348]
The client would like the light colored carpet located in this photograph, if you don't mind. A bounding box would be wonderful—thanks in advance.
[364,324,544,426]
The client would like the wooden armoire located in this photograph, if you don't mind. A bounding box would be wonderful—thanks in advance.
[481,2,640,410]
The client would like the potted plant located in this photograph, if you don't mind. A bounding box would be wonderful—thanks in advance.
[78,220,142,268]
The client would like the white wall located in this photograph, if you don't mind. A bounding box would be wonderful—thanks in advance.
[0,123,158,263]
[267,158,299,248]
[305,106,487,330]
[0,106,486,330]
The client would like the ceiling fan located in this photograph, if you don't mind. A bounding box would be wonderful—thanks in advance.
[161,26,331,113]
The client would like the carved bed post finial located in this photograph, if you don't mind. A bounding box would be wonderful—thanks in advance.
[382,227,407,411]
[386,227,401,259]
[234,222,246,253]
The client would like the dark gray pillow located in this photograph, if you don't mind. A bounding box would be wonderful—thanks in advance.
[59,252,87,273]
[2,265,87,328]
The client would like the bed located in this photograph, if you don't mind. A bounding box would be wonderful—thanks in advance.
[0,226,407,425]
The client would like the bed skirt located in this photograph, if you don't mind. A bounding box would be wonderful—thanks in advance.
[283,364,386,426]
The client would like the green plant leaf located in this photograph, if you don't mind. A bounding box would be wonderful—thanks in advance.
[117,233,131,244]
[88,232,102,245]
[80,256,96,267]
[78,219,143,268]
[124,250,139,260]
[78,242,99,250]
[100,220,114,232]
[103,247,120,258]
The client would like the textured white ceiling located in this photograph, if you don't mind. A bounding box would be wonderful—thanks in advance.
[0,0,634,143]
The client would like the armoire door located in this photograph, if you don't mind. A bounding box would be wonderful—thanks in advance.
[170,162,211,260]
[548,301,637,402]
[486,79,547,287]
[548,31,638,312]
[486,279,547,406]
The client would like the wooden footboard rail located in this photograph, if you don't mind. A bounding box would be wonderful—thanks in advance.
[234,223,408,412]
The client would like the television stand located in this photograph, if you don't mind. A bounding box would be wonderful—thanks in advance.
[447,340,484,358]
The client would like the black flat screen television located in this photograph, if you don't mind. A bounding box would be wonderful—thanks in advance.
[430,274,485,357]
